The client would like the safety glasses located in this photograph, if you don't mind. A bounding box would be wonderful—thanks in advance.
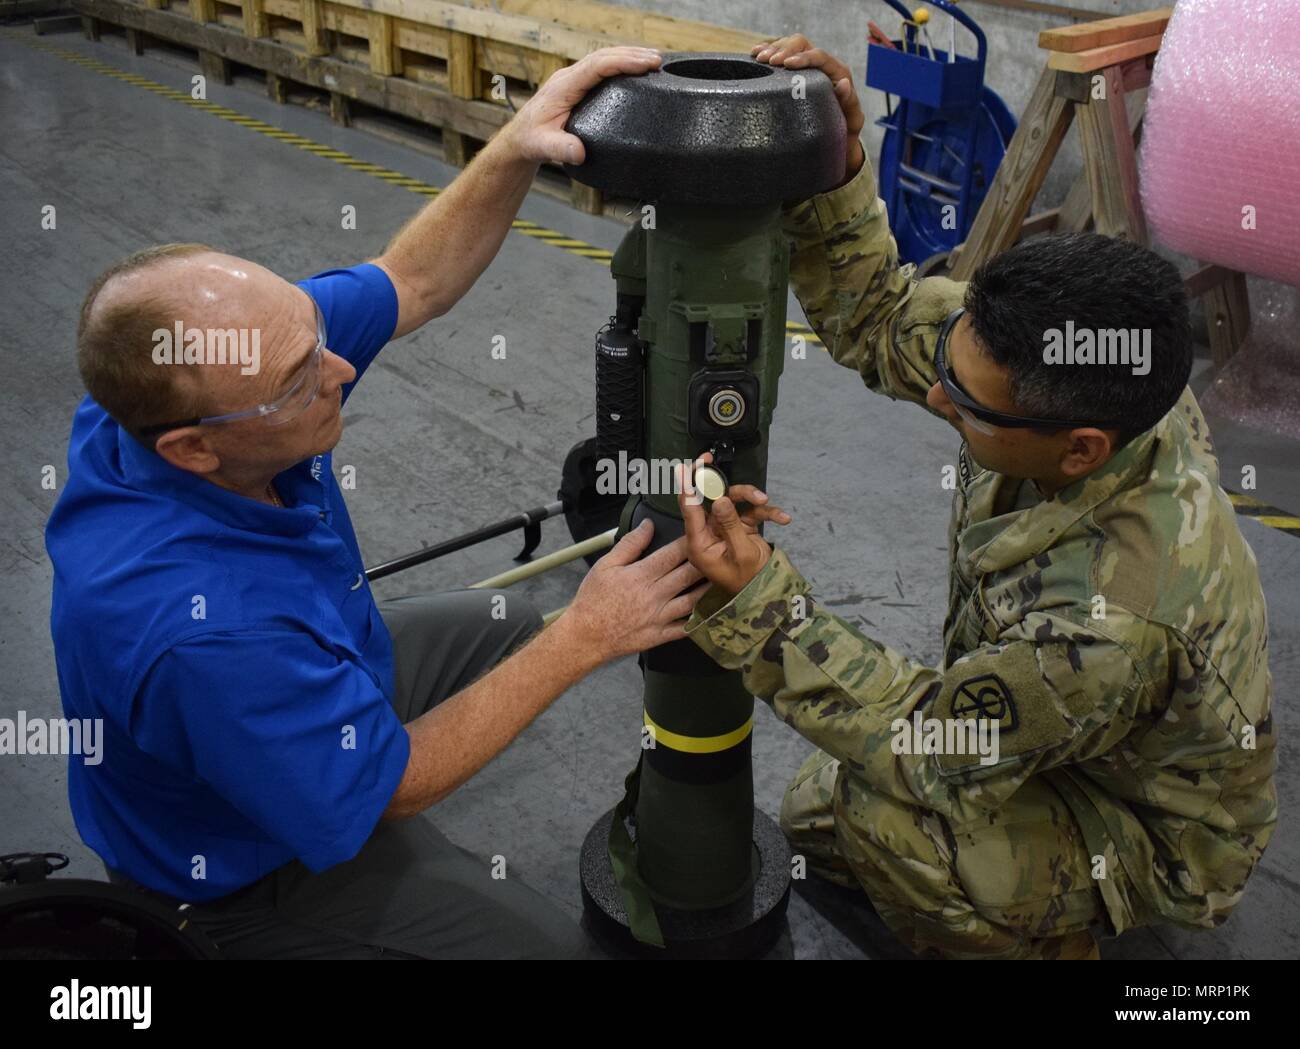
[140,296,327,441]
[933,308,1115,435]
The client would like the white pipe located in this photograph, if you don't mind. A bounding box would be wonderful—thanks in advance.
[468,528,616,589]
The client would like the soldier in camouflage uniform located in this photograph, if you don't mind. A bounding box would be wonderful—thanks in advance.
[674,36,1277,959]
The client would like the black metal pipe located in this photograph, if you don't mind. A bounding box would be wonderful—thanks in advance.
[364,500,565,582]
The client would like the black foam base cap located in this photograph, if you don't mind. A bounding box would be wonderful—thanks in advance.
[578,807,792,960]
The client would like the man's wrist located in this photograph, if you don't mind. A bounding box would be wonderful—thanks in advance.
[732,542,774,594]
[829,134,866,190]
[490,119,536,168]
[841,143,865,187]
[546,607,606,677]
[686,546,810,669]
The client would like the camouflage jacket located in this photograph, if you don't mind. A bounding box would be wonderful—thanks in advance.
[685,157,1277,933]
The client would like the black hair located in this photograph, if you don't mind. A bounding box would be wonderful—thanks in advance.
[964,232,1192,441]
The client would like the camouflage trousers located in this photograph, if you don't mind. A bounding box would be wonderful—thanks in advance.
[781,748,1106,959]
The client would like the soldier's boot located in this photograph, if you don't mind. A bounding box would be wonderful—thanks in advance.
[1040,929,1101,960]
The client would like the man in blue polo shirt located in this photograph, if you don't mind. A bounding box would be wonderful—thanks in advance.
[45,47,703,959]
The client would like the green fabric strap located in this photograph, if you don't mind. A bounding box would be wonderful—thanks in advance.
[606,754,666,948]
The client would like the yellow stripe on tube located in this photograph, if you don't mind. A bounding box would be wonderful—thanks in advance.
[643,711,754,755]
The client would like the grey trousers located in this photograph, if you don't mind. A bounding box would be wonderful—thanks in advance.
[108,588,589,960]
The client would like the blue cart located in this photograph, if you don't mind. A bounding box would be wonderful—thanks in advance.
[867,0,1017,267]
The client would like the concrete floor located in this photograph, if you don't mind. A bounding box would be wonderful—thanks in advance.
[1,24,1297,961]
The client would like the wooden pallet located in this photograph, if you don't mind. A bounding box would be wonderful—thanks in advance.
[943,6,1250,364]
[1,0,70,16]
[70,0,766,214]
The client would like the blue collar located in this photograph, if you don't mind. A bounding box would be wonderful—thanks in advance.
[116,425,330,538]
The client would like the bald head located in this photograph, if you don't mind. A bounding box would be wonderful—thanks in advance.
[77,245,317,444]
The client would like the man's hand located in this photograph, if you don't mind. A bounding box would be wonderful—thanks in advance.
[676,456,793,596]
[504,47,662,166]
[751,35,865,185]
[562,520,708,664]
[374,45,659,336]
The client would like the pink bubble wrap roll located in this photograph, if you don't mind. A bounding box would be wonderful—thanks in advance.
[1139,0,1300,287]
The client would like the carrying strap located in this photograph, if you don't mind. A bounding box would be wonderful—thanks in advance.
[606,753,665,948]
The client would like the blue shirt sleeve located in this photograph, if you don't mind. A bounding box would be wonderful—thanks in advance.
[134,630,411,873]
[296,263,399,399]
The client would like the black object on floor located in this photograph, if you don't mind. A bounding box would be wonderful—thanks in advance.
[0,853,219,960]
[580,808,791,959]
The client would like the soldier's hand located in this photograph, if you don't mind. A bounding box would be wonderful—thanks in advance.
[565,522,709,663]
[676,456,792,595]
[750,35,865,184]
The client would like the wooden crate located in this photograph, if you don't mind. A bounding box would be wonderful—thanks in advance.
[71,0,768,213]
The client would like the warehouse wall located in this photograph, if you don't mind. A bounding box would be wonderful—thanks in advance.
[607,0,1162,207]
